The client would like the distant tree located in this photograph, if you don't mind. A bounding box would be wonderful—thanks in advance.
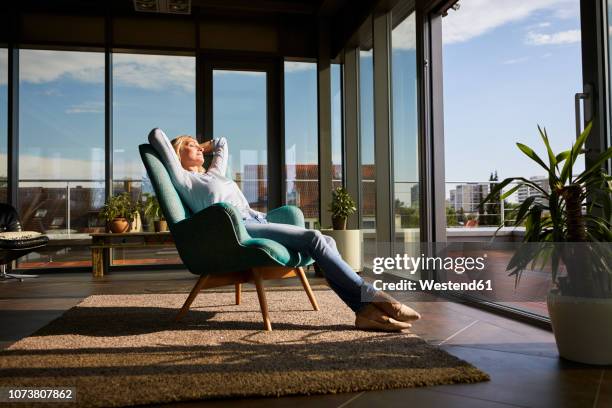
[446,207,458,226]
[395,199,419,228]
[457,208,466,225]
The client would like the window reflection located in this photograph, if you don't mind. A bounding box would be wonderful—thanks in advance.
[284,61,318,228]
[0,49,7,203]
[392,13,420,243]
[331,63,343,191]
[112,53,195,266]
[213,69,268,213]
[17,49,105,268]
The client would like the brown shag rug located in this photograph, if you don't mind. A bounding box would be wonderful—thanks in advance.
[0,287,489,407]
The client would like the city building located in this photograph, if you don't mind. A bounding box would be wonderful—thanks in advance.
[448,183,489,213]
[517,176,551,206]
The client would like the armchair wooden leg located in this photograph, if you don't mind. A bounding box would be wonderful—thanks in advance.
[252,270,272,331]
[296,267,319,311]
[235,283,241,305]
[176,275,209,322]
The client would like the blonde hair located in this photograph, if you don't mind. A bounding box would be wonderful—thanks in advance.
[171,135,205,174]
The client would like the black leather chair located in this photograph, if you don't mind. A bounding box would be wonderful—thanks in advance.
[0,203,49,281]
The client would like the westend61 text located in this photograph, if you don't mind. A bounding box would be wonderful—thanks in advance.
[373,279,493,292]
[372,254,487,275]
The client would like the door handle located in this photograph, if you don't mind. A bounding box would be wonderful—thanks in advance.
[575,84,593,138]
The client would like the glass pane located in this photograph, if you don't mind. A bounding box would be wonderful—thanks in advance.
[213,69,268,212]
[284,61,318,228]
[360,48,376,266]
[608,0,612,150]
[442,0,583,317]
[331,63,343,191]
[113,53,195,266]
[392,12,420,244]
[0,48,6,203]
[17,49,105,269]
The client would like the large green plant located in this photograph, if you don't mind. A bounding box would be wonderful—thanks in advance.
[481,122,612,297]
[99,193,140,222]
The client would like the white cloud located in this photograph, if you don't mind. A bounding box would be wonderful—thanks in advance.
[526,29,581,45]
[443,0,577,44]
[113,53,195,92]
[1,50,195,92]
[20,50,104,84]
[212,69,265,77]
[392,14,416,50]
[0,50,7,85]
[284,61,316,72]
[502,56,529,65]
[4,152,145,181]
[65,101,104,114]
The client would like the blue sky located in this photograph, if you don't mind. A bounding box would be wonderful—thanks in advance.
[443,0,583,182]
[0,0,587,189]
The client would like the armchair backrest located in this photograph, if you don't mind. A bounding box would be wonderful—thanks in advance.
[0,203,22,232]
[139,144,192,226]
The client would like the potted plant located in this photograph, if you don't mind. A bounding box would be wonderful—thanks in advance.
[142,193,167,232]
[322,187,362,272]
[329,187,356,230]
[481,122,612,364]
[99,193,140,233]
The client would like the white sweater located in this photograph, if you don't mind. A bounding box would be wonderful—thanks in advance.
[148,128,265,221]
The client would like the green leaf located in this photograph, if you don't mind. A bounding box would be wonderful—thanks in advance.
[513,196,536,227]
[479,178,515,210]
[575,146,612,184]
[538,126,560,180]
[516,142,550,172]
[500,184,521,200]
[561,121,592,183]
[555,150,571,164]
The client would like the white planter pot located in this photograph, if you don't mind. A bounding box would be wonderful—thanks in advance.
[321,229,362,272]
[547,291,612,365]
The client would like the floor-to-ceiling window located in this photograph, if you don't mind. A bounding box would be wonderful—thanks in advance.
[113,52,195,266]
[212,69,268,213]
[331,63,343,191]
[17,49,105,268]
[442,0,583,317]
[0,48,6,203]
[360,46,376,266]
[284,61,318,228]
[391,12,420,245]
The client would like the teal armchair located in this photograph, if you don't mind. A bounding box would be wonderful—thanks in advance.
[139,143,318,330]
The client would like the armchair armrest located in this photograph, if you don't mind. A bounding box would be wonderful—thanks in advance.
[266,205,305,228]
[170,203,251,272]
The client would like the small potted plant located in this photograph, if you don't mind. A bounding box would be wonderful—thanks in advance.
[322,187,362,272]
[99,193,139,233]
[142,193,167,232]
[329,187,356,230]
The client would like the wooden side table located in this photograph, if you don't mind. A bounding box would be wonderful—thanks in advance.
[90,232,175,277]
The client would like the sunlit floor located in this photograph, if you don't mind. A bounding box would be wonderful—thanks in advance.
[0,269,609,407]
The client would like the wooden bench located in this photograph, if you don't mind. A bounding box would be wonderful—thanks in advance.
[90,232,174,277]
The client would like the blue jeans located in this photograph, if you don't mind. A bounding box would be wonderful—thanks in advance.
[244,219,376,312]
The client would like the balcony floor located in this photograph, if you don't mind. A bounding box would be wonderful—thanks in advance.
[0,270,610,408]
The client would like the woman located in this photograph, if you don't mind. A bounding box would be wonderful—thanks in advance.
[149,128,421,331]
